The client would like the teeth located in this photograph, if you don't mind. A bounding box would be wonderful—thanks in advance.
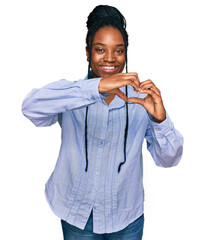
[101,66,116,70]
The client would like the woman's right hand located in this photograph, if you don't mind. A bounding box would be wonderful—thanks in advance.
[98,72,140,102]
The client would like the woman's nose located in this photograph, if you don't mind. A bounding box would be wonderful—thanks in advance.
[103,51,115,62]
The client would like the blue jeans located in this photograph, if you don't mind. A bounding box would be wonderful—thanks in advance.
[61,211,144,240]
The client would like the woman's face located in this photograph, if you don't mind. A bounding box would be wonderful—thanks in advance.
[86,26,126,78]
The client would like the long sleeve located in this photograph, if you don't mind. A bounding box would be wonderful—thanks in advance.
[145,113,183,167]
[22,78,102,127]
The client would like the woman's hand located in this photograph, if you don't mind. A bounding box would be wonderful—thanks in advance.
[98,73,140,102]
[128,79,166,123]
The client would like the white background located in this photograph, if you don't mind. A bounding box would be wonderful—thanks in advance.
[1,0,204,239]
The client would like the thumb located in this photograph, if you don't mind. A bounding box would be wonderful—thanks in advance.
[115,89,128,102]
[127,97,144,105]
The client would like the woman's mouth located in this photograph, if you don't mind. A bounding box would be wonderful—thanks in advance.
[99,65,118,72]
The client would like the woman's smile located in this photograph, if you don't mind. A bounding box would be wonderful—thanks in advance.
[99,65,119,72]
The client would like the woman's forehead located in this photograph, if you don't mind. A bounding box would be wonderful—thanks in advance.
[93,26,124,45]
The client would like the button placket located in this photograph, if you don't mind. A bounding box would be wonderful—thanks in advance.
[92,106,108,192]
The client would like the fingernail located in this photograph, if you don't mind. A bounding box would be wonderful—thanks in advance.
[136,88,143,93]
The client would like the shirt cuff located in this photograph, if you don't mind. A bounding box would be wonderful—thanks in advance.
[147,112,174,138]
[81,78,103,101]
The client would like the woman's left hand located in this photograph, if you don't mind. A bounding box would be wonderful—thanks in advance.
[127,79,166,123]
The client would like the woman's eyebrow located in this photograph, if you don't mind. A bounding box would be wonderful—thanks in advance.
[93,43,124,46]
[93,43,105,46]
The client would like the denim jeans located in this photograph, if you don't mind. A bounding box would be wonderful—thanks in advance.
[61,211,144,240]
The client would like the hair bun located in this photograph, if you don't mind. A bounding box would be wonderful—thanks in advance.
[86,5,126,30]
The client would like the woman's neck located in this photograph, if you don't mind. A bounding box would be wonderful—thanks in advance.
[104,94,115,105]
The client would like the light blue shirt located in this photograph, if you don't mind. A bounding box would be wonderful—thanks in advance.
[22,75,183,234]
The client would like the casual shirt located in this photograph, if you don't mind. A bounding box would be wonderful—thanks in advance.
[22,75,183,234]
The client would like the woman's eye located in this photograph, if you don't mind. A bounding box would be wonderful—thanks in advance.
[116,49,124,54]
[96,49,104,53]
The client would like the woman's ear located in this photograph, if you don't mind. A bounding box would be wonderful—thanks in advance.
[86,47,89,62]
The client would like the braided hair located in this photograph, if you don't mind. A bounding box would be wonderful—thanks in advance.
[85,5,129,173]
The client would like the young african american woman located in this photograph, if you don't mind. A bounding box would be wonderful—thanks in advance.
[22,5,183,240]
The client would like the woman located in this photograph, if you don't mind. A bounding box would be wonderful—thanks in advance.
[22,5,183,240]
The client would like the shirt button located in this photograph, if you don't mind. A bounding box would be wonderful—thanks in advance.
[99,140,104,146]
[91,96,95,101]
[155,127,160,131]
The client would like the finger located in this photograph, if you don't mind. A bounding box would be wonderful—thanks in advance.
[140,80,155,89]
[114,79,138,91]
[133,73,140,89]
[140,89,162,103]
[140,79,153,86]
[99,73,140,93]
[128,73,140,88]
[117,78,139,92]
[140,81,161,96]
[140,80,157,92]
[128,79,140,91]
[118,72,140,88]
[140,84,160,96]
